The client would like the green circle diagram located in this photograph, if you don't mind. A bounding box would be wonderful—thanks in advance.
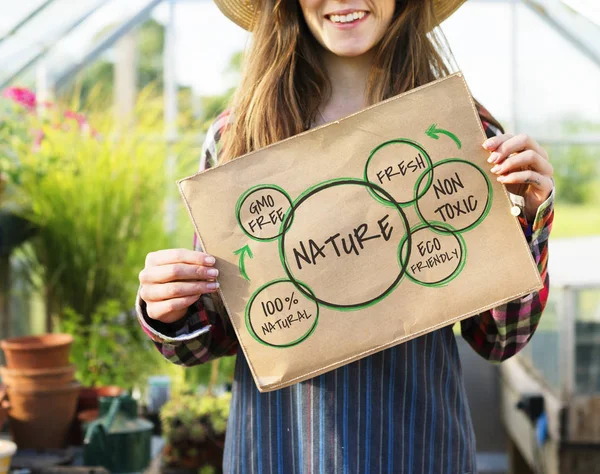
[413,158,493,233]
[398,221,467,288]
[277,178,411,311]
[235,184,294,242]
[245,279,320,348]
[363,139,434,208]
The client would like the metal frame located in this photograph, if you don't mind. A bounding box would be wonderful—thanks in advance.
[164,0,179,232]
[0,0,58,45]
[559,287,577,401]
[522,0,600,68]
[52,0,164,90]
[0,0,110,90]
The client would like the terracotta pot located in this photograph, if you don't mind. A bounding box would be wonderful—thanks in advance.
[1,334,73,370]
[77,385,123,411]
[0,364,75,390]
[7,381,80,449]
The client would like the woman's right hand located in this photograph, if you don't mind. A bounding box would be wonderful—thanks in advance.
[139,249,219,324]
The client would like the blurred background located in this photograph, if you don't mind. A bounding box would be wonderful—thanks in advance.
[0,0,598,473]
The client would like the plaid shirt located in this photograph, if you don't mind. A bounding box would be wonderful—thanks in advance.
[136,108,554,474]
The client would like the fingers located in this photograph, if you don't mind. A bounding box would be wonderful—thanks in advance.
[145,249,216,268]
[139,263,218,284]
[490,150,553,178]
[140,249,221,324]
[146,295,202,322]
[496,169,553,191]
[482,133,513,158]
[483,133,549,164]
[140,280,219,303]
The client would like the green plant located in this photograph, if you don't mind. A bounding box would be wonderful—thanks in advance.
[58,300,163,389]
[160,392,230,472]
[549,144,599,205]
[0,88,40,205]
[2,85,235,394]
[2,87,198,328]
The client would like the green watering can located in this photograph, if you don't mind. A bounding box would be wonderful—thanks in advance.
[84,394,154,473]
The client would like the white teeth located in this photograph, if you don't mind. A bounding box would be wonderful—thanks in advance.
[329,11,365,23]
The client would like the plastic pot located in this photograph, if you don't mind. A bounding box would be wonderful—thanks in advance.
[0,334,73,370]
[0,365,75,390]
[0,440,16,474]
[8,381,81,449]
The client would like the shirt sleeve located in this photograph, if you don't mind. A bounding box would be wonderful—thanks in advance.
[460,115,554,361]
[135,111,240,366]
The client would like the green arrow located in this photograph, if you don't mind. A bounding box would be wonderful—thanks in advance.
[233,244,254,282]
[426,124,462,150]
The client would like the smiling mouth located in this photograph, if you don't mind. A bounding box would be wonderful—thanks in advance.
[325,11,369,25]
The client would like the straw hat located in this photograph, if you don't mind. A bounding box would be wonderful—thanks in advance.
[214,0,467,31]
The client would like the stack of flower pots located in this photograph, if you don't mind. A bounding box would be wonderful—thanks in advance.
[0,334,80,449]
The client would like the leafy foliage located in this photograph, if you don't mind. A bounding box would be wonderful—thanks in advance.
[160,392,231,471]
[59,300,161,389]
[2,87,202,323]
[549,144,599,205]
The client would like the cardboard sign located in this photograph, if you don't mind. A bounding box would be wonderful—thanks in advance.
[178,73,543,392]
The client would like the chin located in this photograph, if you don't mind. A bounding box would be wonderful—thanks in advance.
[327,42,373,58]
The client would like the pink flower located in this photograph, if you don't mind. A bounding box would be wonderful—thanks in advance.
[33,129,45,148]
[2,87,37,111]
[30,129,45,152]
[64,110,88,127]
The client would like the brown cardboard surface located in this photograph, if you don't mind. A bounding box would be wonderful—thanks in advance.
[178,73,543,392]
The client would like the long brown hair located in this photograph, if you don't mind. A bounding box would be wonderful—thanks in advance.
[222,0,503,162]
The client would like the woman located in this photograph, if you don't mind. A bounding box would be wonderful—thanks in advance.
[137,1,554,472]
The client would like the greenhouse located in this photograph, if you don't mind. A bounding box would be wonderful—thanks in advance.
[0,0,598,472]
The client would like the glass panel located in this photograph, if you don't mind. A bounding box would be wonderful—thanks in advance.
[0,0,160,87]
[546,143,600,229]
[151,1,249,97]
[514,4,600,141]
[442,2,513,125]
[519,287,563,393]
[535,0,600,52]
[443,2,600,141]
[0,0,47,38]
[0,0,106,86]
[562,0,600,28]
[575,288,600,394]
[43,0,157,84]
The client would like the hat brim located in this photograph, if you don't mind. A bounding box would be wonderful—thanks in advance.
[214,0,467,32]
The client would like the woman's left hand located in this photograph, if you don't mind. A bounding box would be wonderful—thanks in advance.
[483,133,553,222]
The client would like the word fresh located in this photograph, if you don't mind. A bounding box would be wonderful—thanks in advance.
[375,153,427,184]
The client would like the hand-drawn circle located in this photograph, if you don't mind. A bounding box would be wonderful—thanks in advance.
[236,184,294,242]
[413,158,493,233]
[278,178,411,310]
[398,222,467,287]
[363,139,434,207]
[245,279,320,348]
